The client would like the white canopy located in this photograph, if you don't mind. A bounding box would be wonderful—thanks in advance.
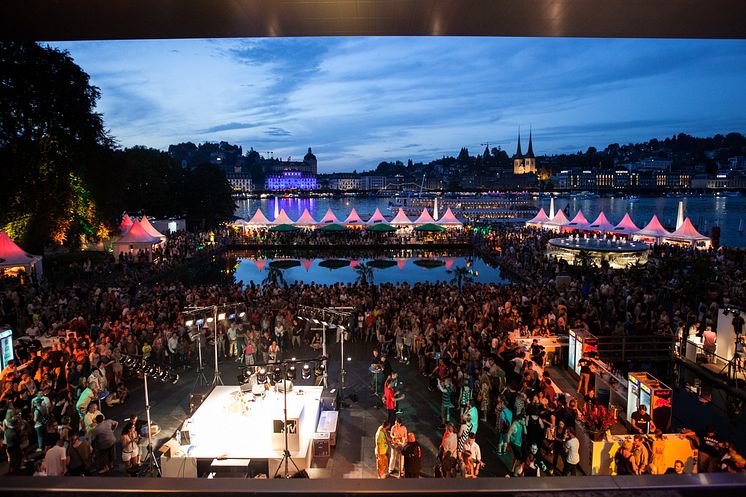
[634,215,671,241]
[389,208,413,226]
[140,216,167,241]
[565,210,590,231]
[273,208,295,225]
[294,208,317,226]
[366,208,388,224]
[247,208,271,226]
[413,208,436,225]
[611,213,640,235]
[343,208,364,225]
[544,209,570,229]
[664,217,711,248]
[119,214,133,234]
[318,208,341,224]
[117,220,161,244]
[588,212,615,232]
[526,208,550,227]
[0,232,43,279]
[437,207,463,227]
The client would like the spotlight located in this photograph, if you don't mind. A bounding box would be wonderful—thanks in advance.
[167,371,179,384]
[237,371,251,385]
[185,319,194,327]
[314,365,324,378]
[301,364,311,380]
[218,313,226,321]
[228,313,236,320]
[196,318,205,326]
[347,357,352,362]
[206,317,214,323]
[287,366,296,381]
[257,367,268,383]
[273,367,282,383]
[239,311,246,318]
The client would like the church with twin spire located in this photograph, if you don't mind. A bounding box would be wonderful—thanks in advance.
[513,127,537,174]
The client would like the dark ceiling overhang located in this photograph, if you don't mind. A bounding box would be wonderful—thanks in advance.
[2,0,746,42]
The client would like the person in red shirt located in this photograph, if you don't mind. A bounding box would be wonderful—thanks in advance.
[383,379,404,425]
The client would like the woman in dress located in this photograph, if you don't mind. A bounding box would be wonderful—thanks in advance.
[121,423,141,471]
[649,429,666,475]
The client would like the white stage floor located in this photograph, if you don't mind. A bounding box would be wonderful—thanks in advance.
[182,385,323,461]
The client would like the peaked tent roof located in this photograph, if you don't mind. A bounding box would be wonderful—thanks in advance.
[413,208,436,225]
[117,220,160,244]
[389,208,413,226]
[0,231,37,266]
[526,208,550,226]
[437,207,463,226]
[119,214,133,233]
[588,212,615,232]
[294,208,317,226]
[343,208,364,225]
[255,258,267,271]
[667,217,710,241]
[366,208,388,224]
[566,210,590,229]
[272,208,295,225]
[247,208,271,226]
[140,216,166,239]
[301,258,313,272]
[318,208,340,224]
[636,215,671,238]
[545,209,569,227]
[612,213,640,234]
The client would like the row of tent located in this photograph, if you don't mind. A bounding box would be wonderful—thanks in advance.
[526,208,711,248]
[117,214,167,244]
[233,207,463,228]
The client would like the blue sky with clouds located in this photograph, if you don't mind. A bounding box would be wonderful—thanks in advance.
[50,37,746,173]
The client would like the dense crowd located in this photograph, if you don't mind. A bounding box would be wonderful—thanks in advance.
[1,225,745,477]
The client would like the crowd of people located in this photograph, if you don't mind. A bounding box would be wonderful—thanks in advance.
[1,223,745,478]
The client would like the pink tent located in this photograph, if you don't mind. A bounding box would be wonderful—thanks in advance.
[318,208,341,224]
[255,259,267,271]
[437,207,463,227]
[413,208,436,225]
[544,209,569,230]
[444,257,456,271]
[0,231,36,266]
[247,209,271,226]
[118,220,160,244]
[273,208,295,225]
[396,258,407,270]
[612,213,640,235]
[664,217,711,248]
[140,216,166,240]
[301,259,313,272]
[119,214,133,234]
[343,208,364,225]
[366,208,388,224]
[565,210,590,231]
[389,208,412,226]
[294,208,317,226]
[634,215,671,241]
[525,208,549,227]
[350,260,360,268]
[588,212,615,232]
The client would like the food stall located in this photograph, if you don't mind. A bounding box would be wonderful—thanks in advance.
[627,372,672,432]
[568,328,598,374]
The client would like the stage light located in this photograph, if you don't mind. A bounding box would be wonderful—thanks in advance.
[314,365,324,378]
[206,317,214,323]
[239,311,246,318]
[185,320,194,327]
[237,371,252,385]
[301,364,311,380]
[257,367,267,383]
[287,366,296,381]
[347,357,352,361]
[273,367,282,383]
[228,313,236,320]
[218,313,226,321]
[196,318,205,326]
[167,371,179,384]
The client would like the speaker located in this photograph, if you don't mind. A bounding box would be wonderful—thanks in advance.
[189,387,212,415]
[313,432,330,458]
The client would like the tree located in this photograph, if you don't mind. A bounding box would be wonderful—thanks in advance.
[354,262,374,286]
[0,42,110,251]
[449,266,474,293]
[263,265,286,286]
[182,163,236,230]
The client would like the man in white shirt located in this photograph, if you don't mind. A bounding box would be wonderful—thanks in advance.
[462,433,484,475]
[563,428,580,475]
[44,438,68,476]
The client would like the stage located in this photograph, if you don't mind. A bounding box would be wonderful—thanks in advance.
[162,385,323,477]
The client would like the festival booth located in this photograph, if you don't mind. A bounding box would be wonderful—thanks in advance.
[436,208,464,229]
[318,208,341,225]
[563,210,591,233]
[626,372,672,433]
[140,216,167,243]
[543,209,569,232]
[663,217,712,250]
[389,208,413,227]
[119,214,134,234]
[610,213,640,237]
[113,220,161,261]
[343,208,364,229]
[366,208,388,225]
[413,208,437,226]
[247,209,272,228]
[587,212,616,233]
[633,215,671,245]
[294,209,318,228]
[525,208,550,228]
[272,209,295,226]
[578,432,696,475]
[509,330,568,367]
[0,232,43,281]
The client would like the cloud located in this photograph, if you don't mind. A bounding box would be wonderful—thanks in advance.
[200,122,265,133]
[266,127,292,137]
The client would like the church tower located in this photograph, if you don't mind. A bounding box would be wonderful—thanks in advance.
[513,127,537,174]
[513,128,524,174]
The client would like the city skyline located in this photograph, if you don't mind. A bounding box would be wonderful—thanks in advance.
[50,37,746,173]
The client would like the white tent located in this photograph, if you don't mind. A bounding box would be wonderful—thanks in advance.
[119,214,133,234]
[389,208,413,226]
[273,208,295,225]
[565,210,590,231]
[611,213,640,235]
[0,231,43,280]
[526,208,550,228]
[366,208,388,224]
[413,208,436,225]
[318,208,341,224]
[140,216,167,242]
[294,208,318,226]
[664,217,711,249]
[247,208,271,227]
[587,212,615,232]
[633,215,671,243]
[543,209,570,231]
[343,208,364,226]
[436,207,463,227]
[113,220,161,261]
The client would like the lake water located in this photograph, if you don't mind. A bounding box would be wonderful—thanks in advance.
[235,195,746,248]
[231,251,507,286]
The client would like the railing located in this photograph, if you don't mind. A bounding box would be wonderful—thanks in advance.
[596,334,676,363]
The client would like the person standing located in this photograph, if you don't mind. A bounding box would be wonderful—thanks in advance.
[437,377,454,426]
[121,423,142,471]
[401,432,422,478]
[89,414,118,474]
[3,417,23,474]
[563,428,580,476]
[44,438,68,476]
[374,420,391,479]
[577,355,593,396]
[389,418,408,476]
[507,416,526,475]
[462,433,484,477]
[66,433,93,476]
[630,404,655,435]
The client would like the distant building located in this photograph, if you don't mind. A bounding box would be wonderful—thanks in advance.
[226,171,253,193]
[269,147,317,176]
[513,128,537,174]
[360,175,387,191]
[329,174,361,191]
[265,170,317,190]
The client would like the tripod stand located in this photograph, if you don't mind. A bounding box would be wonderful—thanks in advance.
[273,376,300,478]
[139,373,161,477]
[193,331,208,389]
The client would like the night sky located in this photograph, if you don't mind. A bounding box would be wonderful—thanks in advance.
[50,37,746,172]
